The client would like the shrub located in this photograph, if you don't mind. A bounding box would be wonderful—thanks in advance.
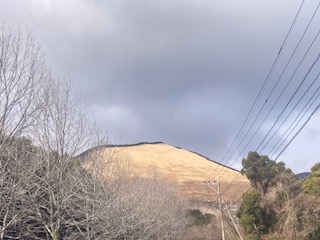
[187,209,212,226]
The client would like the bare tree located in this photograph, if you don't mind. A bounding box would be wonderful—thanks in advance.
[0,24,47,240]
[33,76,98,156]
[96,167,188,240]
[0,24,109,239]
[0,24,189,240]
[0,24,45,142]
[79,149,189,240]
[0,138,27,239]
[24,75,108,239]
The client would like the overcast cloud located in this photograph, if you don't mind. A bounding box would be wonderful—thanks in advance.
[1,0,320,173]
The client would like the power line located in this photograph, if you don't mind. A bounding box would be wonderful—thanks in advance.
[261,70,320,154]
[276,103,320,160]
[254,51,320,154]
[225,74,320,201]
[256,28,320,152]
[269,83,320,158]
[273,86,320,159]
[229,4,320,166]
[217,0,307,167]
[222,0,319,169]
[212,0,320,201]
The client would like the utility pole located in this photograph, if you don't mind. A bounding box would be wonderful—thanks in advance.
[223,200,244,240]
[203,176,225,240]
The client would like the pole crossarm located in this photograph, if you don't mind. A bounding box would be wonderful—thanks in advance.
[203,176,225,240]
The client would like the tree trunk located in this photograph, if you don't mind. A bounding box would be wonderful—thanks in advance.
[52,229,60,240]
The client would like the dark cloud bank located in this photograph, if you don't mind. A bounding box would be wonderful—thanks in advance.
[1,0,320,173]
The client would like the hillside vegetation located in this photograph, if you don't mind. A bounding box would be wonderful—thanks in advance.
[88,142,251,202]
[0,25,189,240]
[1,24,249,240]
[5,22,320,240]
[238,151,320,240]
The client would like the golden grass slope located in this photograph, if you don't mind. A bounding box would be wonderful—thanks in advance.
[98,142,250,202]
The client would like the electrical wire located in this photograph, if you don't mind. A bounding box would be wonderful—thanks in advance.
[275,103,320,160]
[212,0,320,201]
[261,70,320,154]
[217,0,307,167]
[229,11,320,168]
[256,28,320,152]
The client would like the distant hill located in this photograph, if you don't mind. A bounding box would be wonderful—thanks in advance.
[82,142,250,202]
[296,172,310,179]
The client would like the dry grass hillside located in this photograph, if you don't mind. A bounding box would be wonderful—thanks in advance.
[85,142,250,203]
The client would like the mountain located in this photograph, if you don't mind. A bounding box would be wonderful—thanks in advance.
[81,142,250,203]
[296,172,310,179]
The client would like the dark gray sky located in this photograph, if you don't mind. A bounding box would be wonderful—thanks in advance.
[1,0,320,173]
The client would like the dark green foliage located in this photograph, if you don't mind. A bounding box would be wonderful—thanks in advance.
[237,190,265,237]
[241,152,276,195]
[276,190,287,205]
[266,237,279,240]
[239,155,320,239]
[311,162,320,172]
[246,233,261,240]
[237,189,278,239]
[187,209,212,226]
[261,204,277,233]
[309,226,320,240]
[241,151,292,196]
